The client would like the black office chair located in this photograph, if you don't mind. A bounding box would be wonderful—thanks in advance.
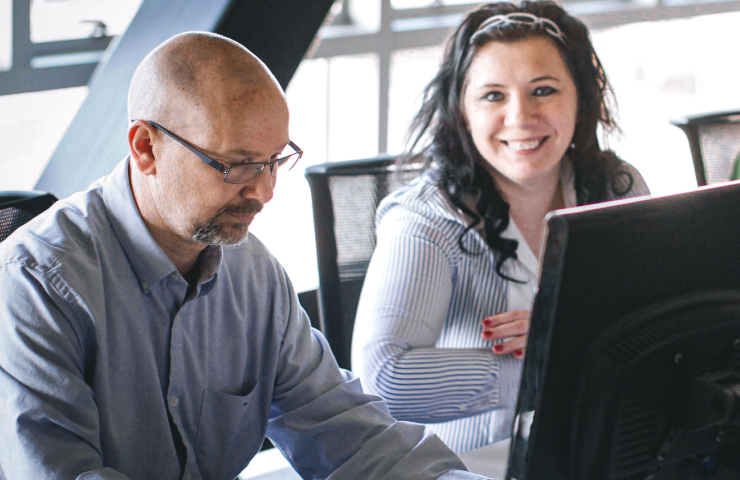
[305,156,423,370]
[0,191,58,242]
[670,110,740,186]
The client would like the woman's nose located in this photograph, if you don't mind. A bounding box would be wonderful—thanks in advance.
[504,95,537,127]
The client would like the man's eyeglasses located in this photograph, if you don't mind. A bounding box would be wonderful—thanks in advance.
[145,121,303,184]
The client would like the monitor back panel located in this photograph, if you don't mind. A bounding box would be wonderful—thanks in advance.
[507,181,740,480]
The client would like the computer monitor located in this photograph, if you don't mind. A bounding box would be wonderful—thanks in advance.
[506,181,740,480]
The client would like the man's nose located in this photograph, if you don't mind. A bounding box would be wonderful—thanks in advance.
[241,167,274,204]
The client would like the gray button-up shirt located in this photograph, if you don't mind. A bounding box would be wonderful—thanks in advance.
[0,159,486,480]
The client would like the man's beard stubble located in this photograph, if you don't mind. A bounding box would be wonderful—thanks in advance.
[191,198,263,246]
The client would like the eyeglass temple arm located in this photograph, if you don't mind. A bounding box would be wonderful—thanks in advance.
[146,121,228,173]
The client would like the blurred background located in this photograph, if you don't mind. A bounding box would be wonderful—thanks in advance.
[2,0,739,292]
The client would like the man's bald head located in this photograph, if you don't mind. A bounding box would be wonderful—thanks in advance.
[127,32,283,129]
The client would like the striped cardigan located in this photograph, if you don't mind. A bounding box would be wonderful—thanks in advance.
[351,159,650,453]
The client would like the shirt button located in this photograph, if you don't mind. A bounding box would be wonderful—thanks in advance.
[170,272,179,280]
[170,396,179,408]
[141,280,149,289]
[186,474,192,480]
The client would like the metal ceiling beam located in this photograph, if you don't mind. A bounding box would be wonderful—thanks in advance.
[35,0,334,199]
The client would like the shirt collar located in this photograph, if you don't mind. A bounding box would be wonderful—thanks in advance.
[435,157,577,277]
[503,156,578,278]
[102,157,223,293]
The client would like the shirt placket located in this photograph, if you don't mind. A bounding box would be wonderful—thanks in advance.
[167,289,202,480]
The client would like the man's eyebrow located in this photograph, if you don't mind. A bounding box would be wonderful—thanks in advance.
[226,148,261,158]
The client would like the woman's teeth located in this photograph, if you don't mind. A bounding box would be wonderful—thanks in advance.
[507,139,541,150]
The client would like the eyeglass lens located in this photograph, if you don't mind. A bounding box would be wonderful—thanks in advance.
[224,144,302,184]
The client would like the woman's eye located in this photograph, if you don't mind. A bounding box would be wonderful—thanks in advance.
[534,86,557,96]
[482,91,504,102]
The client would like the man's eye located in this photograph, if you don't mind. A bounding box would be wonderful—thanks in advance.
[482,91,504,102]
[235,164,263,175]
[534,86,557,96]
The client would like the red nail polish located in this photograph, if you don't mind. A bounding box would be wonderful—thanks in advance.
[482,319,492,327]
[483,331,492,338]
[514,349,523,358]
[493,344,504,353]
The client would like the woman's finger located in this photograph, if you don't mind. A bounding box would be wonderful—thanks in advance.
[491,336,527,357]
[481,310,530,328]
[481,319,528,341]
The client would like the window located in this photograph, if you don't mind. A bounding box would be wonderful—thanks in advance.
[2,0,740,292]
[0,0,10,71]
[30,0,142,43]
[387,46,442,153]
[250,1,740,290]
[0,86,88,191]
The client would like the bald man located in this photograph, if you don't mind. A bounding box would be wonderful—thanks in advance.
[0,33,489,480]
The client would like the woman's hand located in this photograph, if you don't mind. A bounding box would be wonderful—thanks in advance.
[481,310,530,359]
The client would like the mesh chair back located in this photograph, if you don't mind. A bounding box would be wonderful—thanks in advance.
[671,111,740,186]
[305,156,422,370]
[0,191,58,242]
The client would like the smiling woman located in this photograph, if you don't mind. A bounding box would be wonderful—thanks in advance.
[461,36,578,251]
[351,0,651,456]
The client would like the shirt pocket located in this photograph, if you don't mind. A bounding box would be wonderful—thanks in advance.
[194,386,265,480]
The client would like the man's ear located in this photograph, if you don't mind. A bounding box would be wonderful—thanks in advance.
[129,120,157,176]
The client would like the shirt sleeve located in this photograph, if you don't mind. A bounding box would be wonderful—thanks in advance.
[351,204,521,424]
[0,261,129,480]
[264,267,490,480]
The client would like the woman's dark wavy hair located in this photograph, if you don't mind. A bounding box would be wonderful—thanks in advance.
[403,0,634,279]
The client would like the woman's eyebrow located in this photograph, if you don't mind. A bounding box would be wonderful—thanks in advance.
[530,75,560,83]
[475,82,505,88]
